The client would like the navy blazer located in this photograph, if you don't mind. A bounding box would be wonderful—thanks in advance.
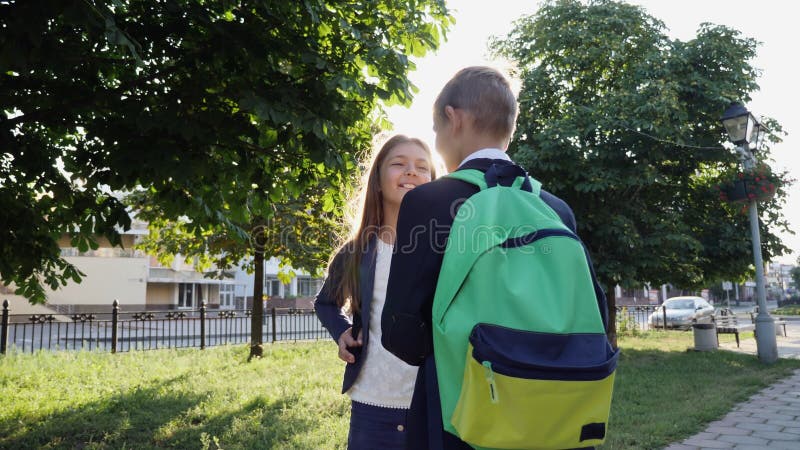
[314,238,377,393]
[381,159,600,450]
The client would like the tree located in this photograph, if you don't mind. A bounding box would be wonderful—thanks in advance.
[128,174,346,349]
[493,0,791,345]
[792,258,800,294]
[1,0,451,298]
[1,1,452,355]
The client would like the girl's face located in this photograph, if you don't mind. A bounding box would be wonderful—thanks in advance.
[379,142,433,208]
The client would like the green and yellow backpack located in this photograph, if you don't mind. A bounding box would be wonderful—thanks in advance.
[433,165,619,450]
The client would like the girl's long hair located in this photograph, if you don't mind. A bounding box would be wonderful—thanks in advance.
[330,134,436,315]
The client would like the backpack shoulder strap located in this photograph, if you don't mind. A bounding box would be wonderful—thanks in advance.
[445,169,488,190]
[445,166,542,196]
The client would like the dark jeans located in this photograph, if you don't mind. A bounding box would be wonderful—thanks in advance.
[347,401,409,450]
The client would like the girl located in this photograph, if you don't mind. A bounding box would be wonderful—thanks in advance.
[315,134,437,449]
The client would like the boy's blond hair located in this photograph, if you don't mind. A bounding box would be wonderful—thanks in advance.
[433,66,518,141]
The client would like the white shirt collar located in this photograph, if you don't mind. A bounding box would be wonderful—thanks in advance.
[457,148,512,168]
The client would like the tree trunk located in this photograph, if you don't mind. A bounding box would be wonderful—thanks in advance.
[606,287,618,349]
[249,227,265,361]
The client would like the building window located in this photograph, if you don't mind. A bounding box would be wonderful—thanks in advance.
[265,276,282,297]
[60,248,79,257]
[178,283,199,308]
[220,284,234,308]
[297,277,322,297]
[59,247,144,258]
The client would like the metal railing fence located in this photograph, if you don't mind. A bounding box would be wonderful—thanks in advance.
[615,305,660,332]
[0,300,328,354]
[0,301,673,354]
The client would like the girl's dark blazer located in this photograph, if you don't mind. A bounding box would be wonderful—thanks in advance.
[314,237,377,394]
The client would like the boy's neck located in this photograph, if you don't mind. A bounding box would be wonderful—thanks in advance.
[451,134,508,171]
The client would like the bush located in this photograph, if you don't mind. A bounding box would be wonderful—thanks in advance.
[617,307,641,336]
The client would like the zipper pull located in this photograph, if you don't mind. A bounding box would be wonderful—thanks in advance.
[482,361,499,404]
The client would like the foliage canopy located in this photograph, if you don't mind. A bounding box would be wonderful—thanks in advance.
[1,0,452,303]
[494,0,791,295]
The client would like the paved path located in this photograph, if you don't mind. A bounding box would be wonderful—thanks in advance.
[717,318,800,359]
[666,317,800,449]
[665,369,800,449]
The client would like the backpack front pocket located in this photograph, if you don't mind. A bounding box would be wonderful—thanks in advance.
[451,323,619,450]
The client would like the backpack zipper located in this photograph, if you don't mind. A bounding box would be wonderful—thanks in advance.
[499,228,579,248]
[482,360,499,404]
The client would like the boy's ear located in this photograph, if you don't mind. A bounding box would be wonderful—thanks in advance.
[444,105,463,132]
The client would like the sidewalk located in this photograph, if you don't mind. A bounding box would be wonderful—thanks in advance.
[717,316,800,359]
[665,317,800,449]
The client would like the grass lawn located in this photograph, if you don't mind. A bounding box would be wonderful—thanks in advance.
[2,332,800,449]
[1,343,350,449]
[773,304,800,315]
[606,330,800,449]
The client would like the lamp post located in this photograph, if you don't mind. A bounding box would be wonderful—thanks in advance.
[720,102,778,364]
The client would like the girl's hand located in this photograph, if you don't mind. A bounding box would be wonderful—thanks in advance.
[337,327,363,363]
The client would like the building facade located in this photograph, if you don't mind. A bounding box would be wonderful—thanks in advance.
[232,257,324,310]
[767,262,796,301]
[41,222,325,313]
[47,224,239,313]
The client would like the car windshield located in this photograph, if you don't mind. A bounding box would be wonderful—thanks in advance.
[665,299,695,310]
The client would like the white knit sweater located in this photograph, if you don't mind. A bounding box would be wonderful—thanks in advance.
[347,239,419,409]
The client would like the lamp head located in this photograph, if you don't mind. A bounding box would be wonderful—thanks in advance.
[720,102,757,146]
[749,120,768,153]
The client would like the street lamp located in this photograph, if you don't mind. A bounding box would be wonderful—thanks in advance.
[720,102,778,364]
[721,102,757,146]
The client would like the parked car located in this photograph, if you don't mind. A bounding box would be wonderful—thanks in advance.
[648,296,715,329]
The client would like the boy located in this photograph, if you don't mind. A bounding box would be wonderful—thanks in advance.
[381,66,587,449]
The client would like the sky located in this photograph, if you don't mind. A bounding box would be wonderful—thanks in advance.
[385,0,799,265]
